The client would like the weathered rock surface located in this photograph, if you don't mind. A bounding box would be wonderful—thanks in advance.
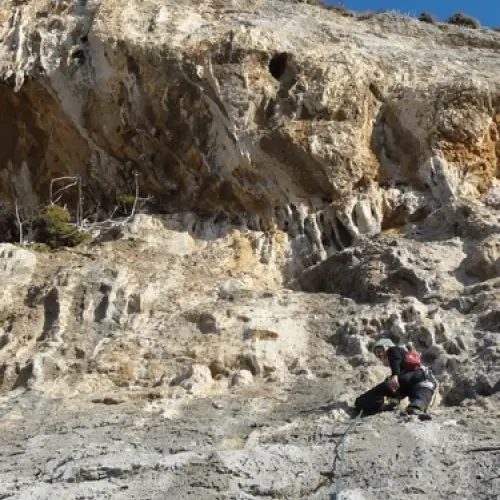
[0,211,497,499]
[0,1,500,237]
[463,234,500,280]
[0,385,498,500]
[0,1,499,499]
[0,243,37,306]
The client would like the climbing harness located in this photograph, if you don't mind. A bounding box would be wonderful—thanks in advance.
[427,378,440,410]
[330,410,364,500]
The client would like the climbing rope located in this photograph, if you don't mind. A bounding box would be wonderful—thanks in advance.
[330,410,364,500]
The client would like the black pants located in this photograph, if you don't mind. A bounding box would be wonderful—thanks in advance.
[355,370,434,415]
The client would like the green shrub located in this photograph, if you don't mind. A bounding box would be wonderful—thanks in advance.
[35,204,90,249]
[292,1,354,17]
[356,9,391,21]
[357,11,376,21]
[117,193,136,212]
[319,2,354,17]
[448,12,480,29]
[418,12,436,24]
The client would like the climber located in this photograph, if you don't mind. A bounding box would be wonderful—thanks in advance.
[354,338,437,417]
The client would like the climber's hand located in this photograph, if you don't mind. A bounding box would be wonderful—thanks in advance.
[390,375,400,392]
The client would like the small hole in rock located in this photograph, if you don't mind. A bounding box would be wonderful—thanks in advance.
[71,48,85,62]
[352,207,358,228]
[321,232,329,247]
[329,222,341,250]
[269,52,288,80]
[336,215,353,248]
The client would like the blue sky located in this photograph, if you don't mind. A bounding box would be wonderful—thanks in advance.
[333,1,500,28]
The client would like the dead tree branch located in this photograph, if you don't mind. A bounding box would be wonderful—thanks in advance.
[14,199,23,244]
[129,172,140,218]
[50,176,78,204]
[49,176,85,228]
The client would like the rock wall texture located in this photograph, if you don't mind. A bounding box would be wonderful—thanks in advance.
[0,1,499,499]
[1,1,500,233]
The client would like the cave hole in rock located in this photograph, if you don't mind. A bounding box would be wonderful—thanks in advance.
[39,288,60,341]
[94,284,112,322]
[71,48,85,64]
[352,206,358,228]
[269,52,289,80]
[321,232,330,247]
[12,361,34,390]
[336,215,353,248]
[328,221,341,250]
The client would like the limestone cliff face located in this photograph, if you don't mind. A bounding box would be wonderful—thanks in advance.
[1,0,499,248]
[0,6,499,497]
[0,0,499,391]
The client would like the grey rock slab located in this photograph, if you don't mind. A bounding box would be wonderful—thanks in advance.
[0,380,498,499]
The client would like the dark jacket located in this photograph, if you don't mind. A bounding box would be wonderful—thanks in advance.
[387,346,408,376]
